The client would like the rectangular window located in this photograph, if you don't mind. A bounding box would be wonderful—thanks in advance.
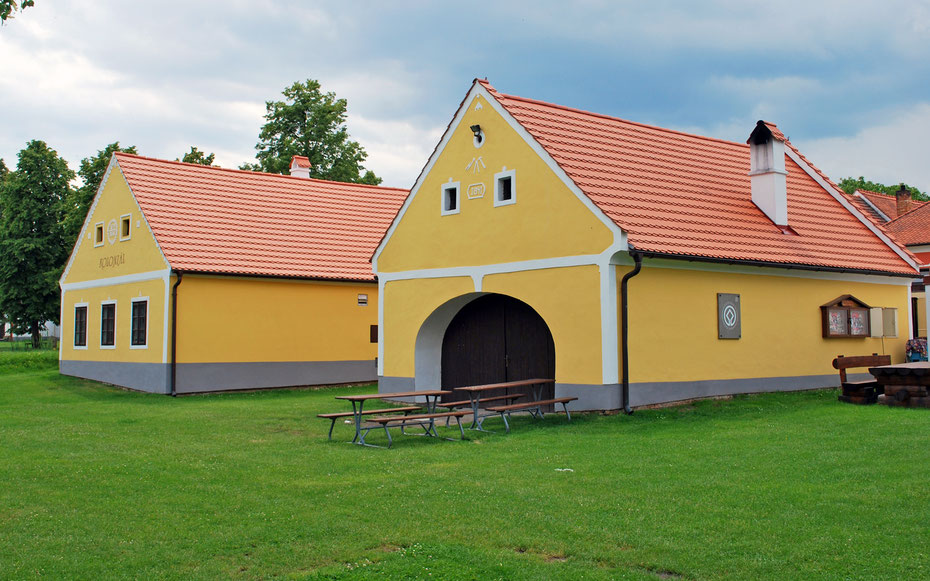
[441,182,460,215]
[100,302,115,347]
[494,169,516,207]
[74,305,87,347]
[120,214,131,241]
[131,299,147,347]
[357,293,368,306]
[94,222,105,247]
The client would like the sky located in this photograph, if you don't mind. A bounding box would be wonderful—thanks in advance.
[1,0,928,193]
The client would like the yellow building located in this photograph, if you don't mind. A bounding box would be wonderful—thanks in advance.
[373,80,919,410]
[60,154,406,394]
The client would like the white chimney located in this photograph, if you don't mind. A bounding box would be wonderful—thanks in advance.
[747,120,788,226]
[289,155,312,179]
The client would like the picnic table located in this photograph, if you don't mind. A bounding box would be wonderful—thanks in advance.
[333,390,452,445]
[869,362,930,408]
[450,378,552,430]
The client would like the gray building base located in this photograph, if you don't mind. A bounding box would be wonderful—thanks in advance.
[380,373,847,411]
[61,359,377,395]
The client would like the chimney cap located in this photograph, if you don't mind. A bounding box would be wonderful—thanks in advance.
[747,120,786,145]
[290,155,312,170]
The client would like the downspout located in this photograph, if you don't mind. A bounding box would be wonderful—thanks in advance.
[620,249,643,414]
[169,271,183,397]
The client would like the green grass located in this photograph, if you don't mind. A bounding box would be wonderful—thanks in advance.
[1,358,928,580]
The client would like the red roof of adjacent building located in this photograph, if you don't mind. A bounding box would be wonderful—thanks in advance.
[115,153,407,281]
[478,80,915,276]
[884,203,930,247]
[849,188,927,225]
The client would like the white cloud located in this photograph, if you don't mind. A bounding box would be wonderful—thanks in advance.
[795,103,930,193]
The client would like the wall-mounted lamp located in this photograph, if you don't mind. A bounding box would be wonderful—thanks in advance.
[470,124,482,143]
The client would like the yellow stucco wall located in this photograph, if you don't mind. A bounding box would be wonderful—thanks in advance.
[60,278,167,363]
[60,162,169,364]
[63,164,168,284]
[175,275,378,364]
[376,92,615,273]
[621,263,911,383]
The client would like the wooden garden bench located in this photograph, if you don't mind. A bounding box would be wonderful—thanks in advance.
[362,410,469,448]
[317,406,420,440]
[832,353,891,404]
[486,397,578,433]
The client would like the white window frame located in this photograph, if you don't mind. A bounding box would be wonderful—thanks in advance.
[119,214,132,242]
[494,168,516,207]
[441,181,461,216]
[73,302,89,350]
[129,297,149,349]
[100,300,117,349]
[357,293,368,306]
[94,222,105,247]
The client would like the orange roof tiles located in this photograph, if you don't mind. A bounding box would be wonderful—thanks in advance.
[115,153,407,281]
[479,80,915,276]
[885,203,930,246]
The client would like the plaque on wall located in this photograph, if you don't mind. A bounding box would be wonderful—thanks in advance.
[718,293,741,339]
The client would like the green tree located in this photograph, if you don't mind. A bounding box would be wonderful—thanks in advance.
[245,79,381,184]
[0,158,8,181]
[0,0,34,23]
[0,140,73,347]
[178,146,215,166]
[838,176,928,202]
[61,142,137,246]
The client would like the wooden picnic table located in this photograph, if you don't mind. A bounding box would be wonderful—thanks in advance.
[869,362,930,407]
[335,390,451,445]
[453,378,555,431]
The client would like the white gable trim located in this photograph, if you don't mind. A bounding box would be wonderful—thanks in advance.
[59,156,171,286]
[371,81,628,273]
[785,148,919,272]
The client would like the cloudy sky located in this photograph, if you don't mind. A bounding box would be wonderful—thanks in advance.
[1,1,928,192]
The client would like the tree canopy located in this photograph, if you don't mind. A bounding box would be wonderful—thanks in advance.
[61,142,137,246]
[0,140,72,346]
[178,146,215,166]
[838,176,928,202]
[244,79,381,185]
[0,0,34,23]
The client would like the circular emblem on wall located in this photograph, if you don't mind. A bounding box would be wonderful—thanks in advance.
[722,304,738,328]
[107,219,118,245]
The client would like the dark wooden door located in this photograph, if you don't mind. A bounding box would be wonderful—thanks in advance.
[441,294,555,407]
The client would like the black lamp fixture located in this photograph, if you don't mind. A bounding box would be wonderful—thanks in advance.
[470,124,483,143]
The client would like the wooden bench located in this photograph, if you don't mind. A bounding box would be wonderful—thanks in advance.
[362,410,469,448]
[436,393,525,428]
[486,397,578,433]
[832,354,891,405]
[317,406,421,440]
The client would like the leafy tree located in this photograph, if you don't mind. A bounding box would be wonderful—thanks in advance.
[0,0,34,23]
[245,79,381,185]
[61,142,137,246]
[838,176,928,202]
[178,146,215,166]
[0,158,8,181]
[0,140,73,347]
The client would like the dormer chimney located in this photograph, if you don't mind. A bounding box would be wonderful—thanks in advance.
[895,183,912,217]
[747,120,788,226]
[289,155,312,179]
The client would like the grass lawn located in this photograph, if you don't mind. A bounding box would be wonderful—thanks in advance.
[2,354,929,580]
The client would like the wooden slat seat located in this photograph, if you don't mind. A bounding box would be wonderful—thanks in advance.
[436,393,525,409]
[486,397,578,433]
[362,410,469,448]
[833,354,890,404]
[317,406,420,440]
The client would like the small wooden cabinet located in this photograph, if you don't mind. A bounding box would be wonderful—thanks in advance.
[821,295,871,338]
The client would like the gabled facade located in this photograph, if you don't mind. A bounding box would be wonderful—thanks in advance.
[60,154,407,394]
[373,80,919,410]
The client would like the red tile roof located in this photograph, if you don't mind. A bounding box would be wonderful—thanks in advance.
[479,80,915,276]
[885,202,930,247]
[851,189,926,224]
[115,153,407,281]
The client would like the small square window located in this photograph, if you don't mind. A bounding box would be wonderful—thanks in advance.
[120,214,131,241]
[441,182,460,215]
[94,222,105,247]
[357,294,368,306]
[494,169,516,207]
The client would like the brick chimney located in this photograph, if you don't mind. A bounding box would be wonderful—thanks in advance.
[747,120,788,226]
[289,155,312,179]
[896,184,912,217]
